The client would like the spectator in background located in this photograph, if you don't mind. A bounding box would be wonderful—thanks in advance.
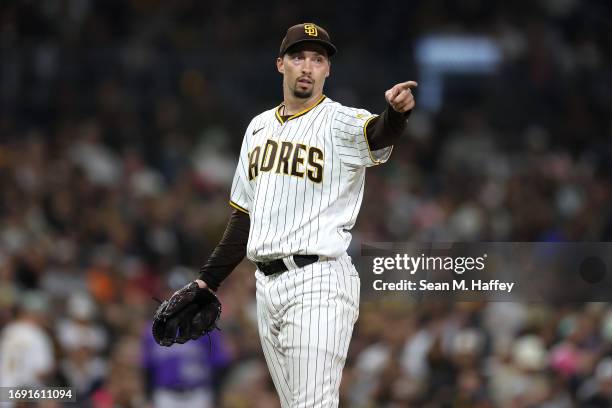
[490,334,551,406]
[579,357,612,407]
[0,292,55,396]
[218,358,280,408]
[0,252,18,329]
[56,292,108,399]
[91,335,147,408]
[141,322,231,408]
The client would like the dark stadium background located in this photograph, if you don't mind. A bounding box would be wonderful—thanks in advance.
[1,0,611,406]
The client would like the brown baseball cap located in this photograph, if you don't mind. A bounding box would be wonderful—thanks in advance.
[279,23,337,58]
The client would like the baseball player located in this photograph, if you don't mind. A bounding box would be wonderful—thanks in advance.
[192,23,415,407]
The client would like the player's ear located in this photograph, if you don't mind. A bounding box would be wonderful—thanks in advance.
[326,59,331,78]
[276,57,284,74]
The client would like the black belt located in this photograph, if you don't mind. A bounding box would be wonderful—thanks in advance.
[256,255,319,276]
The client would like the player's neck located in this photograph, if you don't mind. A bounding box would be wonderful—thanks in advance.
[282,93,324,116]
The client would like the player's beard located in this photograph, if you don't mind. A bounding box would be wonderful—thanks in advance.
[293,88,312,99]
[293,79,314,99]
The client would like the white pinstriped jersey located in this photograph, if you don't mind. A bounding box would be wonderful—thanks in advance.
[229,95,393,262]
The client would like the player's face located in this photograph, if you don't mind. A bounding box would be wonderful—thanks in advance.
[277,44,330,99]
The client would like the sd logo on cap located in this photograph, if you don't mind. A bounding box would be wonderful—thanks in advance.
[278,23,337,57]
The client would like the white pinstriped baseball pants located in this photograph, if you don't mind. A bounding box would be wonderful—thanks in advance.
[255,253,360,408]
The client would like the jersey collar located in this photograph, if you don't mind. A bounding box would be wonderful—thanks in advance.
[275,95,327,125]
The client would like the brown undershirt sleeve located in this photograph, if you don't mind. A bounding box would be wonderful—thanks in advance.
[198,209,250,291]
[366,105,412,150]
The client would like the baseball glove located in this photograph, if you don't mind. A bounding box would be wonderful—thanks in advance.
[152,281,221,346]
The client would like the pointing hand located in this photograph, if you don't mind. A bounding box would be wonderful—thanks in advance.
[384,81,417,113]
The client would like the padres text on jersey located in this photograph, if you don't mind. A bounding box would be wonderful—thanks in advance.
[229,95,393,262]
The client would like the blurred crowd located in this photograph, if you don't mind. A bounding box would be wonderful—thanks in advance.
[1,0,612,407]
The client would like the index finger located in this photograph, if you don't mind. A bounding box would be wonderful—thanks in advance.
[397,81,418,90]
